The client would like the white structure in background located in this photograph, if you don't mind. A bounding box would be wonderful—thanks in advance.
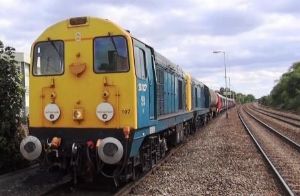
[14,52,30,118]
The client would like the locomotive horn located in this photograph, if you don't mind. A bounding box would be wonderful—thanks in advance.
[20,136,42,161]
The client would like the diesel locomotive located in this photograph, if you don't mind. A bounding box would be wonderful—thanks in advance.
[20,17,235,185]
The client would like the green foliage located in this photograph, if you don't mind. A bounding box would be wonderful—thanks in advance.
[219,87,255,104]
[261,62,300,113]
[235,93,256,104]
[0,40,26,172]
[259,95,272,105]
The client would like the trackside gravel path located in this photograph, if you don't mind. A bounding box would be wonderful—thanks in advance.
[131,107,283,195]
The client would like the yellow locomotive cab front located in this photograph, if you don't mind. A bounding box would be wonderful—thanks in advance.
[21,17,137,167]
[29,17,137,129]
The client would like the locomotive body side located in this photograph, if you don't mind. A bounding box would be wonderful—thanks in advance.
[190,78,211,126]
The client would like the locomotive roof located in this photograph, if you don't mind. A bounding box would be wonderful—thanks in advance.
[34,17,131,43]
[191,77,205,87]
[154,51,184,75]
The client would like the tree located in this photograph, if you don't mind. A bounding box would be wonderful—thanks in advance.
[234,93,255,104]
[0,40,26,172]
[260,61,300,113]
[245,94,255,102]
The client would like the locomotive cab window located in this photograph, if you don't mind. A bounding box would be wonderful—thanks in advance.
[33,41,64,76]
[94,36,129,73]
[134,46,147,79]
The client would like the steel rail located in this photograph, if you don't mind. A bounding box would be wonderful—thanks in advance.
[250,107,300,128]
[238,108,294,196]
[244,108,300,151]
[256,106,300,122]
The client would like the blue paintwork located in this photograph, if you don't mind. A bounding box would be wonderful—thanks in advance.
[130,111,194,157]
[137,78,150,128]
[134,39,153,129]
[130,40,212,158]
[145,47,155,120]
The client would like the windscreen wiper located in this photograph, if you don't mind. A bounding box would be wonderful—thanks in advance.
[47,38,62,64]
[108,33,120,56]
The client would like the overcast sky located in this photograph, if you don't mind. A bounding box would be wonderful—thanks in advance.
[1,0,300,98]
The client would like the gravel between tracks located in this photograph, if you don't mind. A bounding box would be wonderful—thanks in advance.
[131,107,282,195]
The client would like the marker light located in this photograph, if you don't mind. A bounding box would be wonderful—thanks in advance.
[86,140,95,149]
[51,137,61,148]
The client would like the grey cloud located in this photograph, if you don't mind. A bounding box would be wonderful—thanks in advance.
[252,0,300,14]
[1,0,299,97]
[201,9,263,35]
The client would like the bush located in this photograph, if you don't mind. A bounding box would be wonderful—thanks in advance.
[0,40,27,173]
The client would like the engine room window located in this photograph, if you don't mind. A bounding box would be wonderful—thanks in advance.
[178,80,183,110]
[134,46,147,79]
[94,36,129,73]
[33,41,64,76]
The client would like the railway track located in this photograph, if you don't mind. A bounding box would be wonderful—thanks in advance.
[250,105,300,128]
[257,105,300,121]
[238,106,300,195]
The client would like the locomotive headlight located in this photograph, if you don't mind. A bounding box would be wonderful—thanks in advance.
[96,102,114,122]
[44,103,61,122]
[97,137,123,164]
[73,108,84,121]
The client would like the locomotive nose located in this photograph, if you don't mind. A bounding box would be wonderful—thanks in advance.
[97,137,123,164]
[20,136,42,161]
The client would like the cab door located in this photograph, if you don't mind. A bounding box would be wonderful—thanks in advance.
[134,40,150,128]
[144,47,155,120]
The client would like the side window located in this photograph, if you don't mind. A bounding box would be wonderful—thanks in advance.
[178,80,183,110]
[134,46,147,79]
[156,68,164,116]
[195,87,198,107]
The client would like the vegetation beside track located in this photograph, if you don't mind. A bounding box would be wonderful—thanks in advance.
[259,62,300,113]
[0,40,27,174]
[219,87,256,104]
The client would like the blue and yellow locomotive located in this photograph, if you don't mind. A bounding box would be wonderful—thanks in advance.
[20,17,232,184]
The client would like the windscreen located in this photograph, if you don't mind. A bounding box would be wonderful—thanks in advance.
[33,41,64,76]
[94,36,129,73]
